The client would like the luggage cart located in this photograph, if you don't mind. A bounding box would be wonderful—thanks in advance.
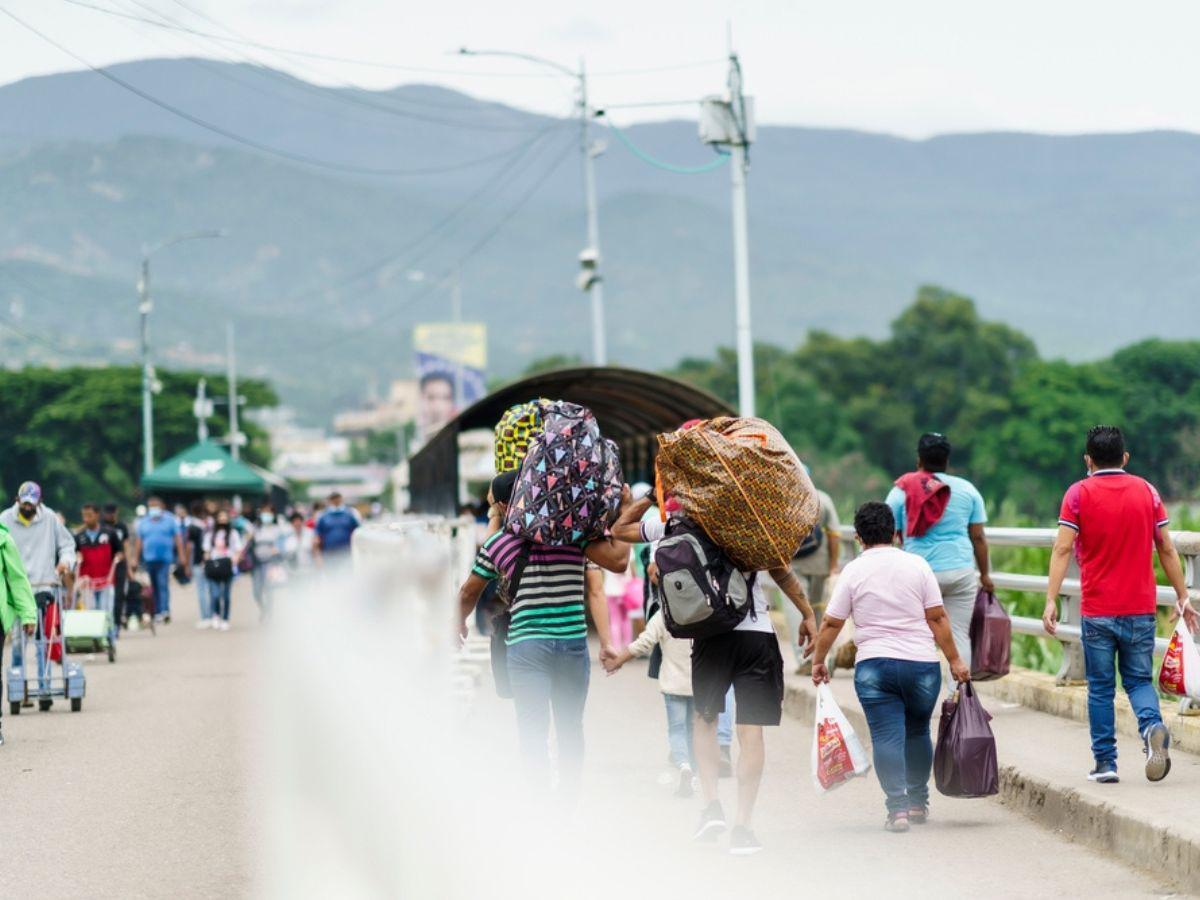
[64,577,116,663]
[7,587,86,714]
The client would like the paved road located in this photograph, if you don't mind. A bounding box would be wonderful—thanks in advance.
[0,580,1185,899]
[462,648,1185,899]
[0,581,258,899]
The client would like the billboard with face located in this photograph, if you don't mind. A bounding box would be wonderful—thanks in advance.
[414,322,487,444]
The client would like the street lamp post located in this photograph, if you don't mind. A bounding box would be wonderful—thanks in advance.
[458,48,608,366]
[139,229,225,475]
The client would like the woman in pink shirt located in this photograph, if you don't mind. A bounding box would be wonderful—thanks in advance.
[811,502,969,832]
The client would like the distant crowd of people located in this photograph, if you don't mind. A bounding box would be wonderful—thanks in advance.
[457,423,1198,851]
[0,484,364,744]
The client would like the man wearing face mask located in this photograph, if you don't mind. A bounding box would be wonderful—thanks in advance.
[0,482,76,704]
[130,496,189,625]
[249,504,286,622]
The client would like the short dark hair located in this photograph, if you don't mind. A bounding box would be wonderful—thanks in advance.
[190,500,206,516]
[102,503,118,514]
[81,502,98,513]
[1086,425,1126,468]
[854,501,896,547]
[289,511,304,522]
[420,371,454,391]
[492,470,518,505]
[917,432,951,472]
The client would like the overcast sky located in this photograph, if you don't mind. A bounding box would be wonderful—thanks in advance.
[4,0,1200,137]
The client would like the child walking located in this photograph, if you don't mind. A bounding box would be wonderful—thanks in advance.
[606,608,697,798]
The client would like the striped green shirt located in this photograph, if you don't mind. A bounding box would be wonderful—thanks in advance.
[473,532,587,645]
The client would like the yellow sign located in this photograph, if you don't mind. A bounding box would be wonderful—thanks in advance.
[413,323,487,369]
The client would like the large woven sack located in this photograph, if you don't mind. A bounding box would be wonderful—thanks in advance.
[505,401,624,546]
[655,417,817,571]
[494,399,550,473]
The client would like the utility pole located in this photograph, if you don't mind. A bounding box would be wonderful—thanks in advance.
[137,229,225,474]
[450,267,464,409]
[700,48,757,417]
[194,377,213,442]
[458,48,607,365]
[139,256,154,475]
[578,58,607,366]
[226,321,241,461]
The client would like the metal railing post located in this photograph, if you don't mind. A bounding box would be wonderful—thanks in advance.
[1054,556,1087,685]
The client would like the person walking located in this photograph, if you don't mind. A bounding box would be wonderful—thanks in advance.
[0,482,76,704]
[101,503,133,630]
[73,503,123,651]
[611,493,818,855]
[455,472,631,806]
[249,504,286,622]
[183,502,212,628]
[1044,426,1198,784]
[886,432,992,674]
[810,502,969,831]
[313,492,359,561]
[0,521,37,745]
[203,510,242,631]
[284,511,314,570]
[130,496,189,625]
[604,607,700,798]
[787,471,841,673]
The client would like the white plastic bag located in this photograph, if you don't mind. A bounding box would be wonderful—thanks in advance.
[1158,618,1200,701]
[811,682,871,793]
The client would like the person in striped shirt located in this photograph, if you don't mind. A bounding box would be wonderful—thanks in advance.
[457,472,632,803]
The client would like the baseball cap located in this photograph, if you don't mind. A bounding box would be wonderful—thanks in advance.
[17,481,41,504]
[918,432,951,455]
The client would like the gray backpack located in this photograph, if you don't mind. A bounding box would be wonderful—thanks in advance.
[654,518,757,639]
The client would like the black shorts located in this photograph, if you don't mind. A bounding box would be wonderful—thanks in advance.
[691,630,784,726]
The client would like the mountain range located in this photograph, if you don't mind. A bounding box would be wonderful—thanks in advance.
[3,57,1200,421]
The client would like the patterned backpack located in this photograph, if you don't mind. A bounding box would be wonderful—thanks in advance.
[505,401,623,545]
[494,399,549,473]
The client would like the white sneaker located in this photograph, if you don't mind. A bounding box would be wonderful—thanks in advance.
[211,615,222,629]
[127,618,140,633]
[194,619,211,630]
[141,613,151,626]
[218,620,231,631]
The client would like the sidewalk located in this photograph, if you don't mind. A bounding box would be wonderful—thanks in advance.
[785,670,1200,892]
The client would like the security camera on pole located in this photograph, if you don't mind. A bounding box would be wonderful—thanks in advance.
[700,52,756,417]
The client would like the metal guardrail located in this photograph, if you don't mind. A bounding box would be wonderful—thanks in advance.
[835,524,1200,684]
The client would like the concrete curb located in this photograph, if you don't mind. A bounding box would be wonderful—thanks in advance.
[973,667,1200,756]
[783,677,1200,892]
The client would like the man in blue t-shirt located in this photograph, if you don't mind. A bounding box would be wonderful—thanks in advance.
[886,433,992,671]
[314,492,360,559]
[131,496,188,624]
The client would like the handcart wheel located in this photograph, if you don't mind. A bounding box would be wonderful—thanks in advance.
[38,698,52,712]
[9,701,19,716]
[70,698,82,713]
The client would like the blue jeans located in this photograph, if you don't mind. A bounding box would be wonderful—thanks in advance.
[194,568,211,620]
[144,560,172,616]
[664,694,695,768]
[506,637,590,801]
[854,657,942,814]
[90,585,117,644]
[1081,615,1162,766]
[209,578,233,621]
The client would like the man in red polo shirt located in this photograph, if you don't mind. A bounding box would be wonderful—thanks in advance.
[1044,426,1198,784]
[74,502,122,649]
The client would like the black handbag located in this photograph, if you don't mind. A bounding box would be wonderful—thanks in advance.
[204,557,234,582]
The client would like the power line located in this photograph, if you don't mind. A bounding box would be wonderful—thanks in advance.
[0,265,76,354]
[92,0,548,133]
[280,125,568,312]
[2,7,547,175]
[308,138,576,352]
[600,114,731,174]
[56,0,723,80]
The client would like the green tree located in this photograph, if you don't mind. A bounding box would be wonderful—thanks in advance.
[0,366,276,518]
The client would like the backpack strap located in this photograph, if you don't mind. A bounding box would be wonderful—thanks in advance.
[502,540,533,606]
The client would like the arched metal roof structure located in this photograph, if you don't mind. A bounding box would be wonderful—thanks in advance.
[408,366,734,515]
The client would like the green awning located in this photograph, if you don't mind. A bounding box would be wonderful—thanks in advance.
[140,440,267,494]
